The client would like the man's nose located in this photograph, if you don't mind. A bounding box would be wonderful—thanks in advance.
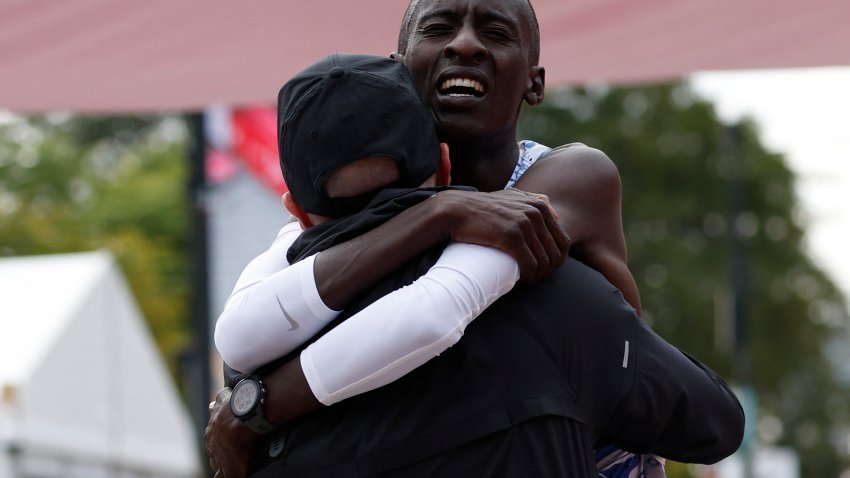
[444,25,488,63]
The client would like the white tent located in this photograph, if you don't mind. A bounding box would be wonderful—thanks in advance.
[0,251,200,478]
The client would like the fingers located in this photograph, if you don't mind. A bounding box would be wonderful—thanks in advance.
[528,195,571,268]
[516,209,550,283]
[204,388,258,478]
[491,205,551,283]
[206,391,228,475]
[505,190,568,281]
[528,192,569,252]
[215,387,232,404]
[205,423,220,474]
[505,227,539,283]
[442,188,569,281]
[532,192,559,221]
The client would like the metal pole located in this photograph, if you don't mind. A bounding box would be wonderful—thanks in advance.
[186,112,213,470]
[726,124,756,477]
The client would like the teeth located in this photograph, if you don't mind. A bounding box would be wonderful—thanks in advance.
[439,77,484,95]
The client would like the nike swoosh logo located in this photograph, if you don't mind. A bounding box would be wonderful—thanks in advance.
[276,295,300,331]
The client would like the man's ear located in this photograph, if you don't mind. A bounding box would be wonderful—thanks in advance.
[524,66,545,106]
[390,52,405,63]
[282,192,314,229]
[436,143,452,186]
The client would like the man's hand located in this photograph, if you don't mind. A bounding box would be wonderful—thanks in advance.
[434,188,571,283]
[313,180,570,308]
[205,387,259,478]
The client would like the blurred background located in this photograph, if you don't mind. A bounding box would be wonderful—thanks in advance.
[1,1,848,477]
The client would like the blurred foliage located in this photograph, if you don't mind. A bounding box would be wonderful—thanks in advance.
[520,82,850,477]
[0,114,191,378]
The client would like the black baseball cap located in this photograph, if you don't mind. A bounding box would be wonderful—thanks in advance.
[278,53,440,217]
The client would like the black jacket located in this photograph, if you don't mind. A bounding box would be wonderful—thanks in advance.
[228,188,744,477]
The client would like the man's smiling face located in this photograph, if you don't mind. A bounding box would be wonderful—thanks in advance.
[399,0,544,142]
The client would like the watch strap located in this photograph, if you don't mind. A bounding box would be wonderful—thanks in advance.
[243,413,277,434]
[232,376,277,434]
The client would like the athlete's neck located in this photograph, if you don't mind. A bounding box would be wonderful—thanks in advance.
[445,133,519,192]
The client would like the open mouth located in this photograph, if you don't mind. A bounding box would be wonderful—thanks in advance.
[438,77,486,98]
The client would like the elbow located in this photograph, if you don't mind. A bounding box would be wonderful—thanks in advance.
[214,311,253,373]
[708,392,746,463]
[703,376,747,464]
[679,353,747,464]
[688,387,747,465]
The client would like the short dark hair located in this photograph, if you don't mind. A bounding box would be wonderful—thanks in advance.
[397,0,540,66]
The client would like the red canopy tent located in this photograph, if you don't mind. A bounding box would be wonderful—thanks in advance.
[1,0,847,113]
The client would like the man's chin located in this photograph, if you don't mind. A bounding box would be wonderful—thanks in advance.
[436,116,488,143]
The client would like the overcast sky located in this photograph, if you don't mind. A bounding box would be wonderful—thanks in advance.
[691,66,850,309]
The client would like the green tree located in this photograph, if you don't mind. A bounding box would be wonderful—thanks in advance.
[520,83,850,477]
[0,114,191,377]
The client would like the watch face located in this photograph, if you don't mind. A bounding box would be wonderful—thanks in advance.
[232,380,260,416]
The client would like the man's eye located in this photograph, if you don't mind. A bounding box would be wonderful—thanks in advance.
[483,28,515,41]
[420,24,454,36]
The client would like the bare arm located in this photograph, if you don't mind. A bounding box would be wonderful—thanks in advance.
[314,186,568,309]
[514,144,642,315]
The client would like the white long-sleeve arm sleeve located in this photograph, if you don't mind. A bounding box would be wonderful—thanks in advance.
[301,242,519,405]
[215,223,518,401]
[214,222,339,373]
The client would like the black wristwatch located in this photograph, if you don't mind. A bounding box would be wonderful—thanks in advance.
[230,376,277,434]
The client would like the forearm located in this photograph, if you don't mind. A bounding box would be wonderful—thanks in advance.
[261,243,519,424]
[240,188,566,423]
[303,243,519,405]
[313,195,451,309]
[215,254,338,373]
[515,148,641,314]
[216,198,452,373]
[263,357,323,425]
[578,245,642,316]
[314,186,570,307]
